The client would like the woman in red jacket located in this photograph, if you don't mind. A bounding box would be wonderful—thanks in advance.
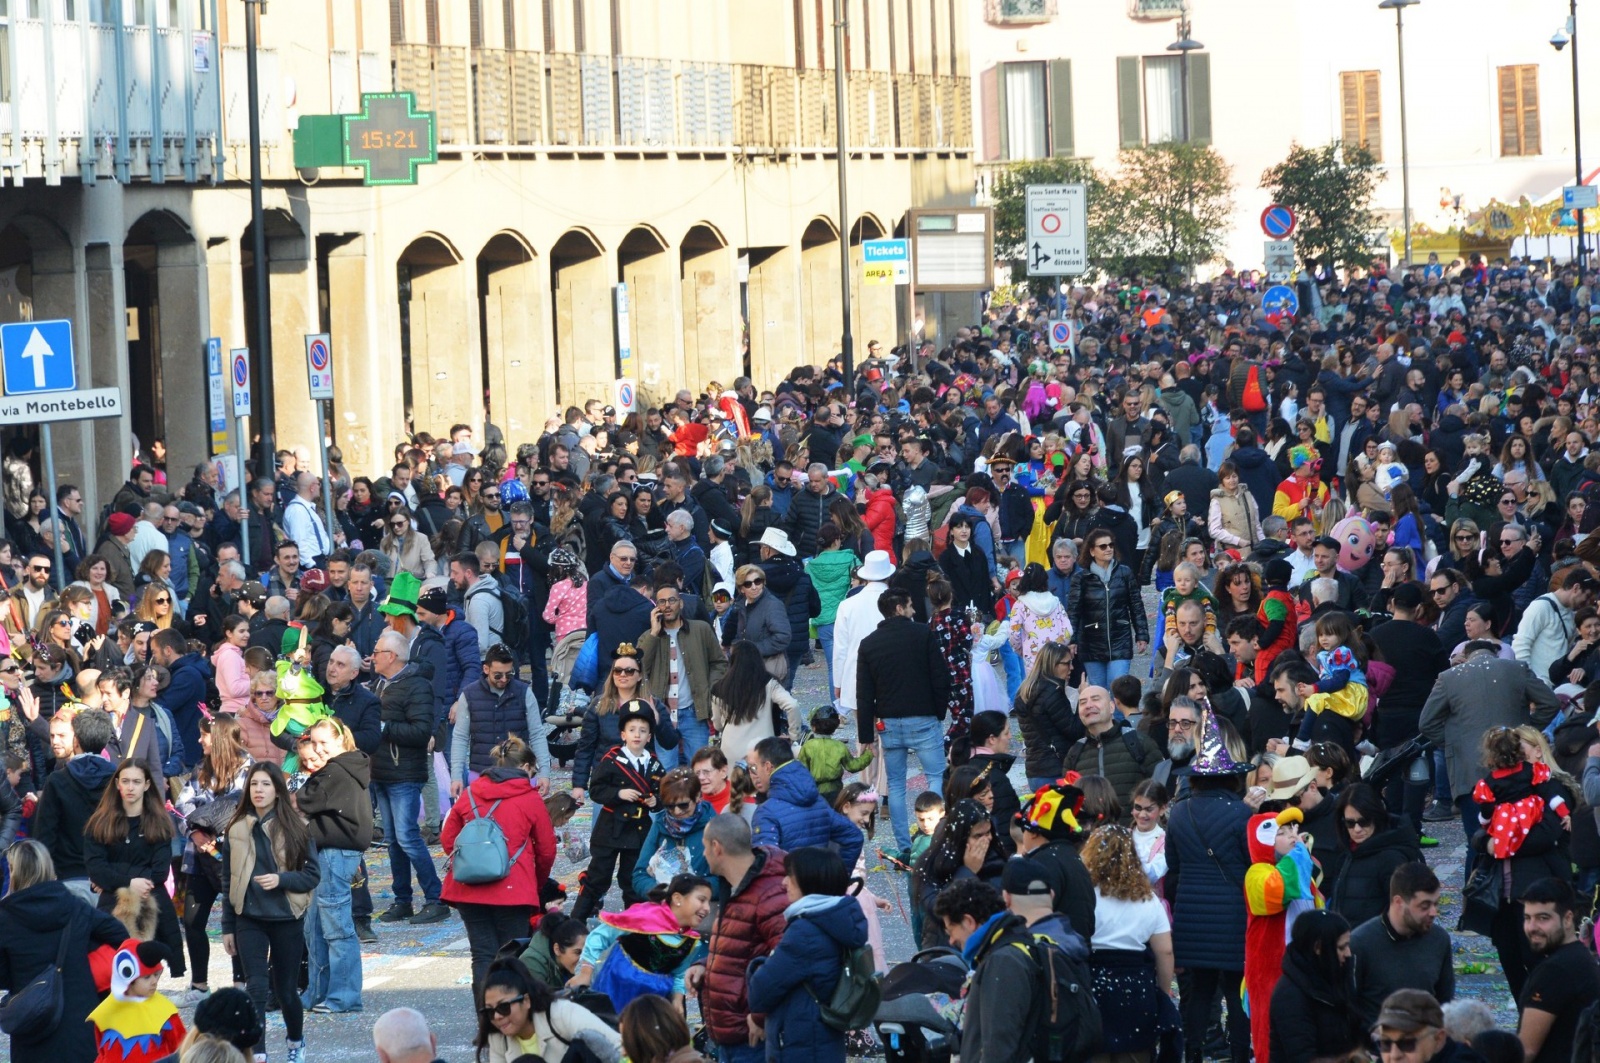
[441,734,557,1002]
[860,474,898,562]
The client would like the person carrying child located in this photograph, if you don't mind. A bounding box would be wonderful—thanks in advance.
[796,705,874,803]
[1290,612,1369,753]
[571,700,668,922]
[86,938,187,1063]
[1472,726,1572,859]
[1157,560,1219,669]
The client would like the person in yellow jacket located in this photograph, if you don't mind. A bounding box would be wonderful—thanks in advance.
[1272,445,1330,534]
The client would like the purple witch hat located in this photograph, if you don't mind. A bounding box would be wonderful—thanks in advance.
[1190,710,1249,776]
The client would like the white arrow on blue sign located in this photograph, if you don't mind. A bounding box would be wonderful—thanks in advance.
[0,319,76,395]
[1262,285,1300,318]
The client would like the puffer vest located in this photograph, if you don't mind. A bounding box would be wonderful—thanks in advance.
[461,676,531,776]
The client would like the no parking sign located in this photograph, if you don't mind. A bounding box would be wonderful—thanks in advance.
[1048,319,1074,350]
[615,377,637,414]
[305,333,334,400]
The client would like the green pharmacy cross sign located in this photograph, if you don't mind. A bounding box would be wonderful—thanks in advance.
[342,92,437,186]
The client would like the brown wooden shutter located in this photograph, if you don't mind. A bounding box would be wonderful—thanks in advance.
[1520,66,1541,155]
[1050,58,1074,157]
[1340,71,1360,146]
[1117,56,1141,148]
[390,0,405,44]
[1360,70,1381,161]
[980,64,1006,160]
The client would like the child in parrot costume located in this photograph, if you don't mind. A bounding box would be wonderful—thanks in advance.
[271,624,331,775]
[87,939,187,1063]
[1243,807,1322,1063]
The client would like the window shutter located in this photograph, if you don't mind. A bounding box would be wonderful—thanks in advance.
[1360,70,1381,161]
[1117,56,1141,148]
[502,0,515,48]
[1188,51,1211,145]
[1340,72,1360,146]
[1520,65,1540,155]
[1049,58,1073,157]
[1491,66,1516,156]
[469,0,482,47]
[980,64,1002,160]
[390,0,405,44]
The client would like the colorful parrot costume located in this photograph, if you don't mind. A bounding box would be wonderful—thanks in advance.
[1243,808,1322,1063]
[86,939,186,1063]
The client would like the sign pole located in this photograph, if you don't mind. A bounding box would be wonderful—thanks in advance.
[39,423,65,590]
[315,400,337,554]
[236,413,251,571]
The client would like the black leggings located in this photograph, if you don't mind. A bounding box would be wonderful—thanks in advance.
[458,903,535,1001]
[235,914,306,1051]
[1178,967,1249,1063]
[570,842,642,922]
[185,870,244,987]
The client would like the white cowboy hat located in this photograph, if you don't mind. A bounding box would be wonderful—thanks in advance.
[857,549,897,582]
[757,527,797,557]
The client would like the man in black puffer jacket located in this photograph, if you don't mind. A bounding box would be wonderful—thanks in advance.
[368,628,448,925]
[756,531,820,690]
[781,465,842,559]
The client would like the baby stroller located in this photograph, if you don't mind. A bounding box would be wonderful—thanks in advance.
[872,946,968,1063]
[1362,735,1430,792]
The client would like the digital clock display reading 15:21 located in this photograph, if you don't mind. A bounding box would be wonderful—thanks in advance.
[357,129,420,150]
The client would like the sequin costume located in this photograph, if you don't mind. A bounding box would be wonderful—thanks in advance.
[1472,761,1571,859]
[932,608,974,754]
[1243,809,1322,1063]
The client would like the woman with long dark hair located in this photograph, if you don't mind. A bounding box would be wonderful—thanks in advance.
[308,600,354,689]
[828,496,871,561]
[619,994,699,1063]
[1047,479,1100,547]
[1068,527,1147,687]
[83,759,185,979]
[709,639,796,764]
[221,762,320,1063]
[1327,783,1421,928]
[518,909,589,991]
[911,799,1005,948]
[474,956,622,1062]
[174,714,252,1003]
[1388,483,1427,554]
[939,513,994,616]
[1114,455,1158,581]
[1268,910,1365,1063]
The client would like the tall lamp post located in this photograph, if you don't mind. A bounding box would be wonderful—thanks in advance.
[1166,3,1203,143]
[1379,0,1418,266]
[1553,2,1586,271]
[832,0,855,386]
[244,0,275,480]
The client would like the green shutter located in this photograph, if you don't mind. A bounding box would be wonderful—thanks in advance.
[997,63,1010,159]
[1188,51,1212,146]
[1117,56,1142,148]
[1050,58,1074,157]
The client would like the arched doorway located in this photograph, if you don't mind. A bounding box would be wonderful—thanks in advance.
[618,226,677,393]
[680,223,733,389]
[398,233,474,438]
[851,213,897,357]
[477,232,547,441]
[549,229,610,406]
[127,209,206,477]
[800,217,842,367]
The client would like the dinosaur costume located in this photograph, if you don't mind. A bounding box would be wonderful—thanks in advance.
[271,623,330,774]
[1243,807,1321,1063]
[86,939,186,1063]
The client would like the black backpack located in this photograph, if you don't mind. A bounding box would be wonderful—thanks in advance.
[468,578,529,650]
[1015,933,1102,1063]
[806,939,882,1033]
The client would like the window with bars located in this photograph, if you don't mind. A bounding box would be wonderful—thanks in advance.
[1498,64,1540,157]
[1339,70,1381,161]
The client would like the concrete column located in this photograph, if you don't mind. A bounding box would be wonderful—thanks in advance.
[801,242,843,367]
[329,237,402,478]
[30,244,87,504]
[746,247,796,388]
[84,243,131,511]
[154,243,210,484]
[680,244,736,388]
[266,249,320,467]
[481,257,549,443]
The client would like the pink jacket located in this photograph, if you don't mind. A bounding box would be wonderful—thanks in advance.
[542,578,588,642]
[211,642,250,716]
[1007,590,1073,674]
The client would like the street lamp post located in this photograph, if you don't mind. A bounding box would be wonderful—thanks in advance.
[1379,0,1418,267]
[1553,1,1586,271]
[244,0,275,481]
[832,0,855,386]
[1166,4,1203,143]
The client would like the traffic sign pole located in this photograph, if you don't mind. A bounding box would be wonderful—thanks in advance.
[304,334,338,556]
[231,346,253,571]
[40,423,63,590]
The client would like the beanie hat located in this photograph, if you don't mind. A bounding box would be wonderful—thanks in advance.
[193,987,264,1051]
[107,512,136,536]
[1262,558,1293,587]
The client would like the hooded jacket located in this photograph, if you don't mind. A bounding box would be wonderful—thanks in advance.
[750,760,864,869]
[759,556,820,657]
[863,487,898,557]
[1232,445,1281,518]
[960,911,1044,1063]
[296,750,374,853]
[33,754,117,878]
[441,766,557,909]
[1328,826,1422,929]
[164,651,215,770]
[746,894,870,1063]
[703,846,789,1045]
[1268,942,1368,1063]
[0,881,129,1063]
[592,584,655,676]
[221,808,321,928]
[805,548,858,626]
[1008,589,1072,670]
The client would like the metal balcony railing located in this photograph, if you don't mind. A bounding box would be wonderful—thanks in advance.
[1130,0,1186,18]
[985,0,1058,24]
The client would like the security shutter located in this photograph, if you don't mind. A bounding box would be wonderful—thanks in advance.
[1187,51,1211,145]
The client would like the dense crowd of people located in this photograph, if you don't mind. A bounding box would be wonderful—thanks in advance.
[0,250,1599,1063]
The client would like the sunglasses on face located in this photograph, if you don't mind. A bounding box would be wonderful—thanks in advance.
[1344,816,1372,829]
[1454,533,1475,541]
[612,666,639,676]
[1431,586,1451,596]
[1379,1039,1422,1054]
[668,801,696,813]
[390,522,408,530]
[30,564,50,573]
[154,597,171,605]
[53,618,71,627]
[739,579,764,588]
[479,995,526,1020]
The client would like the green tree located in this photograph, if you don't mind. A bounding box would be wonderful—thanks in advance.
[1260,141,1381,274]
[1108,142,1235,279]
[989,157,1114,286]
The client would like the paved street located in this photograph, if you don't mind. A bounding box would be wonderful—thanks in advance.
[164,597,1520,1059]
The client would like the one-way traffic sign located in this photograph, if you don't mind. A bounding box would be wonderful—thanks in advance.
[1026,184,1088,277]
[1,320,76,395]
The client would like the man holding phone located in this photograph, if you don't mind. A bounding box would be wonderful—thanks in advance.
[639,583,727,764]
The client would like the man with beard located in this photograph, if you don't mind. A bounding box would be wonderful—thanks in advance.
[1516,877,1600,1063]
[1162,696,1203,800]
[1349,861,1454,1026]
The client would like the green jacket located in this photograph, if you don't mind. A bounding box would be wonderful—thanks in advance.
[806,549,859,625]
[797,734,874,793]
[518,933,573,991]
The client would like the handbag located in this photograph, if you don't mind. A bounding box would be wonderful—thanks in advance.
[1459,856,1503,936]
[570,633,601,693]
[0,906,78,1039]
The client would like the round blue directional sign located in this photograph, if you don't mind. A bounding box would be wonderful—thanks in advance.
[1262,285,1300,319]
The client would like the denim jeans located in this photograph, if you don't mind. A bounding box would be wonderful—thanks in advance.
[678,713,712,763]
[881,716,946,851]
[1082,660,1131,688]
[656,737,679,771]
[716,1042,767,1063]
[372,781,442,906]
[304,847,362,1012]
[816,622,836,696]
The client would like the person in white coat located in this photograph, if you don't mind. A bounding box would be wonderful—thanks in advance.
[831,550,895,714]
[1513,572,1597,686]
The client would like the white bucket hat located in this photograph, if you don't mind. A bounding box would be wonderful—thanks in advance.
[857,549,896,582]
[757,527,797,557]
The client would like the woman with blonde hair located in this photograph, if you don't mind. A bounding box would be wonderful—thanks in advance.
[240,667,286,766]
[381,509,437,580]
[1082,825,1178,1062]
[1013,640,1081,790]
[178,1034,248,1063]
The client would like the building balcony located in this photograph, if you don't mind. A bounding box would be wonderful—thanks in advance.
[1129,0,1186,19]
[985,0,1058,25]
